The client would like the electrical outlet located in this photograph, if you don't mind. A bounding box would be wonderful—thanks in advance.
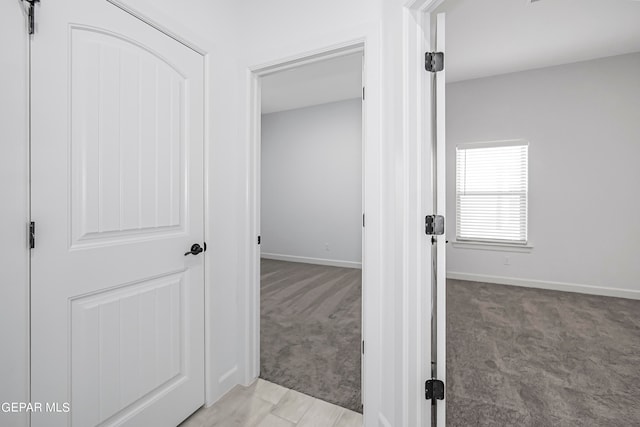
[325,243,330,251]
[504,256,510,266]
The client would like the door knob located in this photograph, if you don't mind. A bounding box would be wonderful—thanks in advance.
[184,243,204,256]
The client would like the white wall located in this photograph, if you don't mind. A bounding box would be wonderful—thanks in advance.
[0,2,30,426]
[224,1,432,425]
[261,99,362,268]
[446,53,640,298]
[206,1,428,425]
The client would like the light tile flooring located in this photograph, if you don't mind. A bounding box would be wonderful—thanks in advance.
[180,379,362,427]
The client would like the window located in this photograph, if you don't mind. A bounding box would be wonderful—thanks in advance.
[456,140,528,245]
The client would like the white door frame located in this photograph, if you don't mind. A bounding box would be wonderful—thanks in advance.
[245,37,370,404]
[403,0,447,425]
[245,0,447,424]
[0,2,30,427]
[245,39,367,366]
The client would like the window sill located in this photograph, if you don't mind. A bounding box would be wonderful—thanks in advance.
[450,241,534,253]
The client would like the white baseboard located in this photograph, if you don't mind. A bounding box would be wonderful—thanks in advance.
[447,272,640,300]
[378,414,393,427]
[261,252,361,269]
[218,365,238,385]
[205,365,238,407]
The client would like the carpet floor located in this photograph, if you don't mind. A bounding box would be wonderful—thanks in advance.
[260,261,640,424]
[447,279,640,426]
[260,259,362,413]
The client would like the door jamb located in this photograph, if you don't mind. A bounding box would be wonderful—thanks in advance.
[245,38,367,409]
[245,0,448,422]
[403,0,447,425]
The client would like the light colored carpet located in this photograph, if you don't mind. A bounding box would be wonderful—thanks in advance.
[260,261,640,424]
[447,279,640,426]
[260,259,362,413]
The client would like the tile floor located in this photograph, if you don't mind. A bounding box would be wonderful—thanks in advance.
[180,379,362,427]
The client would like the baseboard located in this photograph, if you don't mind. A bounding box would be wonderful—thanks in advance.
[447,272,640,300]
[218,365,238,385]
[261,252,362,269]
[204,365,239,407]
[378,413,393,427]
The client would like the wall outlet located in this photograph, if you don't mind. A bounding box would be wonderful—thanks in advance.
[504,256,510,265]
[325,243,330,251]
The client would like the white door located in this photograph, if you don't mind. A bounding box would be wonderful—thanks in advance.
[30,0,205,426]
[431,12,447,427]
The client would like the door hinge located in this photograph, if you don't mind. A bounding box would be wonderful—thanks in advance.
[425,379,445,403]
[425,52,444,73]
[23,0,40,35]
[29,221,35,249]
[361,340,364,354]
[362,87,365,100]
[257,235,261,245]
[362,213,365,228]
[425,215,444,235]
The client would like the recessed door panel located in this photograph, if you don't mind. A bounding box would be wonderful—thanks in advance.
[71,28,186,248]
[70,272,186,426]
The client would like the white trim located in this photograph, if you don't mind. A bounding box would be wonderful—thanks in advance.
[402,4,431,426]
[402,1,447,425]
[246,70,262,386]
[407,0,447,12]
[434,12,447,427]
[251,43,365,77]
[261,253,362,269]
[202,52,213,409]
[396,0,446,426]
[447,272,640,300]
[451,241,534,253]
[378,413,394,427]
[3,2,30,425]
[246,38,380,425]
[106,0,208,55]
[218,365,238,385]
[456,139,529,150]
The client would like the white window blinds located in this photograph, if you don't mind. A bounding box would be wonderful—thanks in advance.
[456,140,528,244]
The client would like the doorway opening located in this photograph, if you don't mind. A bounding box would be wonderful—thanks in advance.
[438,0,640,425]
[248,45,365,416]
[257,50,364,413]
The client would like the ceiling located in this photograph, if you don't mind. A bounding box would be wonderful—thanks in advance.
[436,0,640,82]
[261,53,362,114]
